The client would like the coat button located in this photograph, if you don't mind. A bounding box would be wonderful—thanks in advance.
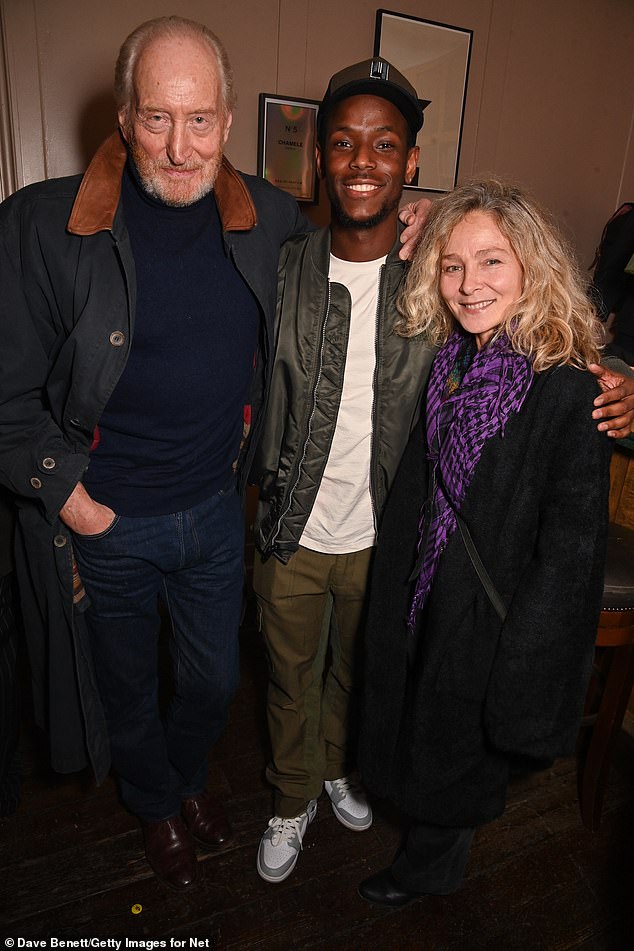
[30,477,42,489]
[109,331,125,347]
[53,535,67,548]
[42,457,56,470]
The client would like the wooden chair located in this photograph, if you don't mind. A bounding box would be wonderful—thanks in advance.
[576,446,634,831]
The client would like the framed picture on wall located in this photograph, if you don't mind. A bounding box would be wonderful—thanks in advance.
[374,9,472,192]
[257,94,319,203]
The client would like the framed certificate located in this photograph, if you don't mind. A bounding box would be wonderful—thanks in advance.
[257,94,319,203]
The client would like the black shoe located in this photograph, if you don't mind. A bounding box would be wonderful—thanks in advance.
[358,868,422,907]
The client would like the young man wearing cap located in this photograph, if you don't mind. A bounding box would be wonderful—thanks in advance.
[251,58,435,883]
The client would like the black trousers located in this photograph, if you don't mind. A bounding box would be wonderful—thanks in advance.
[391,821,476,895]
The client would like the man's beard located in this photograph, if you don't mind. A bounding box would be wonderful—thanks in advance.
[328,190,401,231]
[129,135,222,207]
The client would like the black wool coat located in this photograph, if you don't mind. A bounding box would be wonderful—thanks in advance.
[0,134,309,781]
[359,365,611,828]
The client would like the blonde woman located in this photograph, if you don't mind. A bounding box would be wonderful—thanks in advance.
[358,181,612,906]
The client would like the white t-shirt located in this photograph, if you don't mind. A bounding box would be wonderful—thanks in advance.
[300,252,386,554]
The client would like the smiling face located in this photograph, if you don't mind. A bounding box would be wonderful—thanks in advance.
[119,34,233,206]
[317,94,418,257]
[439,211,524,349]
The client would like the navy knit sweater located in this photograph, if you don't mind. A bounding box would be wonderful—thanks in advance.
[84,162,260,515]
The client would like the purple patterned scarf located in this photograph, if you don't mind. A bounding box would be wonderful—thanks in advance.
[408,330,533,631]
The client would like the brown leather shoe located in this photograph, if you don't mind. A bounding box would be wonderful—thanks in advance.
[142,816,197,890]
[181,791,233,849]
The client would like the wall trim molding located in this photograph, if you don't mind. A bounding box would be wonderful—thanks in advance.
[0,6,17,199]
[0,0,46,195]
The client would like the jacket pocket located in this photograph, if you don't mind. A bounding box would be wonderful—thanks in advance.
[72,513,120,541]
[435,597,502,702]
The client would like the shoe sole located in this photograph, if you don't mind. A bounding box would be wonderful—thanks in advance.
[153,873,198,892]
[147,862,199,891]
[330,803,373,831]
[256,851,299,883]
[188,830,234,850]
[357,884,418,907]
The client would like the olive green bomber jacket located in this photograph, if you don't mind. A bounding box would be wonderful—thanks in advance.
[252,226,436,563]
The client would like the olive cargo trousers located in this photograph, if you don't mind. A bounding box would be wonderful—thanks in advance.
[253,545,373,817]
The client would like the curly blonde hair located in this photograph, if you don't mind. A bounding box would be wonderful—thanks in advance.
[397,180,602,371]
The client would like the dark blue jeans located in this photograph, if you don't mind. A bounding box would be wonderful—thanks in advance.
[72,485,243,820]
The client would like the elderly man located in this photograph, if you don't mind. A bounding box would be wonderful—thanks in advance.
[0,15,329,891]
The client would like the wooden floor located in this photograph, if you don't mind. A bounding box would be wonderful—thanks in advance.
[2,598,634,950]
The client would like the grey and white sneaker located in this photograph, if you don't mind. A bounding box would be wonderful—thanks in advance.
[256,799,318,883]
[324,775,373,831]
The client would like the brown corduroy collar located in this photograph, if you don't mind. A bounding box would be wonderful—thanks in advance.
[67,132,258,236]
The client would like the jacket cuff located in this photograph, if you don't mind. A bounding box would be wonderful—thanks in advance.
[5,448,89,524]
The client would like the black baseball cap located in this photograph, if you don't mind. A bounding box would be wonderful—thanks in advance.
[317,57,429,143]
